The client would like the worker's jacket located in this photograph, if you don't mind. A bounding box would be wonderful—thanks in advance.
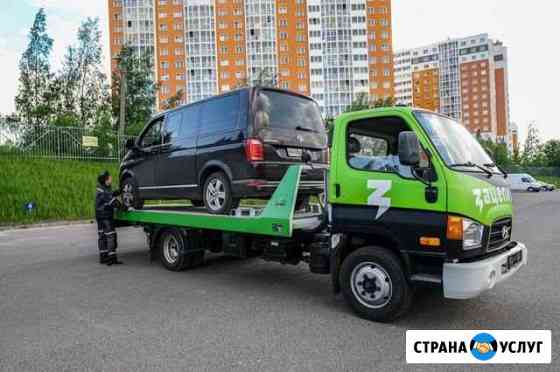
[95,184,120,220]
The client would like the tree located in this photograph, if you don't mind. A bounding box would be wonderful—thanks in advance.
[15,8,54,126]
[521,123,544,166]
[55,18,109,127]
[344,92,370,113]
[344,94,395,113]
[112,47,158,135]
[372,96,396,108]
[162,89,184,110]
[233,67,278,89]
[543,140,560,167]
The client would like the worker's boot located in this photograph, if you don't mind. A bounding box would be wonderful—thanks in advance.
[99,252,108,264]
[106,255,124,265]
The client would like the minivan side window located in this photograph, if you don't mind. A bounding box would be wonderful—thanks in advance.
[162,111,182,144]
[199,93,240,135]
[179,103,200,139]
[140,118,163,148]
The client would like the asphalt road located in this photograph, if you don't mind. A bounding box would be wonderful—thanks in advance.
[1,192,559,371]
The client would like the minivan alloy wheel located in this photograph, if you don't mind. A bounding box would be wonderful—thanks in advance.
[206,178,226,211]
[122,183,135,207]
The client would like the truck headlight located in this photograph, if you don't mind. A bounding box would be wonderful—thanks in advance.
[462,218,484,250]
[447,216,484,251]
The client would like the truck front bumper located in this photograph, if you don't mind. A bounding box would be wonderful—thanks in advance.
[443,241,527,299]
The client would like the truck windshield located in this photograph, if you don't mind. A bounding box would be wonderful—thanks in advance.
[255,90,324,133]
[414,111,496,172]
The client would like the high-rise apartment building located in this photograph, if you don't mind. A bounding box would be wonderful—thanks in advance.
[394,34,513,146]
[108,0,395,118]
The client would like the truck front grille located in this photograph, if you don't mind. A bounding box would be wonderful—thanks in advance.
[487,217,512,252]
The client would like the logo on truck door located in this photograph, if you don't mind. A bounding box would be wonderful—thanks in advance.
[367,180,392,220]
[472,187,512,212]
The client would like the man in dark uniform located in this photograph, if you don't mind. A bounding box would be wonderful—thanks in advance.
[95,171,123,265]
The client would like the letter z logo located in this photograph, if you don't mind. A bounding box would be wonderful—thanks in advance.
[367,180,392,220]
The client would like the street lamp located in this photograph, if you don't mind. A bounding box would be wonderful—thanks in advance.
[112,54,127,136]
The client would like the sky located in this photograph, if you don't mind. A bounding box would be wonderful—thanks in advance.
[0,0,558,142]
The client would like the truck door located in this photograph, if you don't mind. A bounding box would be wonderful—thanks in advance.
[330,113,447,241]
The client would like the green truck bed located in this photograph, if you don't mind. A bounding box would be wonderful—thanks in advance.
[115,165,323,237]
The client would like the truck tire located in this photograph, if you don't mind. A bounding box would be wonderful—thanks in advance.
[158,228,204,271]
[340,246,412,322]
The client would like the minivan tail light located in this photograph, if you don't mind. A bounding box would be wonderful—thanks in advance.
[244,138,264,162]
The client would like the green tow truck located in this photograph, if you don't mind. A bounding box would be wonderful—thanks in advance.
[116,107,527,322]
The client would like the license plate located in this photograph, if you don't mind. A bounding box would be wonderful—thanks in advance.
[287,148,303,158]
[506,250,523,271]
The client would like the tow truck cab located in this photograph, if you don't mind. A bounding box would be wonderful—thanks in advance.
[327,107,527,319]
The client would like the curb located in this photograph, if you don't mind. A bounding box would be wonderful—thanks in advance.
[0,219,95,232]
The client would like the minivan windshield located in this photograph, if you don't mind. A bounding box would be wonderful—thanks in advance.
[414,111,497,173]
[255,90,324,133]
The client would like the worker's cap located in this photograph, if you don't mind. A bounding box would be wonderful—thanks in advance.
[97,170,111,185]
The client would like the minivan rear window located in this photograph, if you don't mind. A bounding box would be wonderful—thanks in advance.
[255,90,324,133]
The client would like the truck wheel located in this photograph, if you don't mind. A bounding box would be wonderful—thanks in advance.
[121,177,144,209]
[340,246,412,322]
[158,229,204,271]
[203,172,238,214]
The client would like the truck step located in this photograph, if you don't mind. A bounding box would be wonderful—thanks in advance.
[410,273,442,285]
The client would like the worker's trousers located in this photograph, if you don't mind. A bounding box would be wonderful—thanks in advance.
[97,219,118,263]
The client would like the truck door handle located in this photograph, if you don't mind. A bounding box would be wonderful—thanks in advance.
[334,183,341,198]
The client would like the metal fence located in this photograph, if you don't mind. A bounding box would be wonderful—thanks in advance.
[504,166,560,177]
[0,121,134,161]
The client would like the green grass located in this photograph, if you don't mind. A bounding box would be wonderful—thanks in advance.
[0,157,320,225]
[536,176,560,188]
[0,158,119,226]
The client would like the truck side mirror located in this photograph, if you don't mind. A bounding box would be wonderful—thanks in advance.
[398,131,420,167]
[125,138,136,150]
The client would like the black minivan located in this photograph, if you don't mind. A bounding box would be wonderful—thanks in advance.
[120,87,328,214]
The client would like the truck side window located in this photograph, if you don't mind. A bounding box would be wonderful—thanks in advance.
[346,116,418,178]
[140,118,163,148]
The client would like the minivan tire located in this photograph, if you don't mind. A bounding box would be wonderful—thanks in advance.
[202,172,238,214]
[340,246,413,322]
[121,177,144,209]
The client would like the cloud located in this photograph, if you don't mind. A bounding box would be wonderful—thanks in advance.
[28,0,106,16]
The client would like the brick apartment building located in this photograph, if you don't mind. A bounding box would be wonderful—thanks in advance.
[108,0,395,118]
[394,34,514,149]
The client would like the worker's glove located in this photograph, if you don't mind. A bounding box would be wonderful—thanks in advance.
[113,198,123,210]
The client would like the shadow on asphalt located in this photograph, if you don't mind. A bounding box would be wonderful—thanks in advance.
[109,249,521,327]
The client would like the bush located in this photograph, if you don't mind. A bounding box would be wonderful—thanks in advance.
[0,157,119,225]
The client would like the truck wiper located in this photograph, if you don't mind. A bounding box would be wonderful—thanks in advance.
[449,162,493,178]
[484,163,508,179]
[295,125,317,133]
